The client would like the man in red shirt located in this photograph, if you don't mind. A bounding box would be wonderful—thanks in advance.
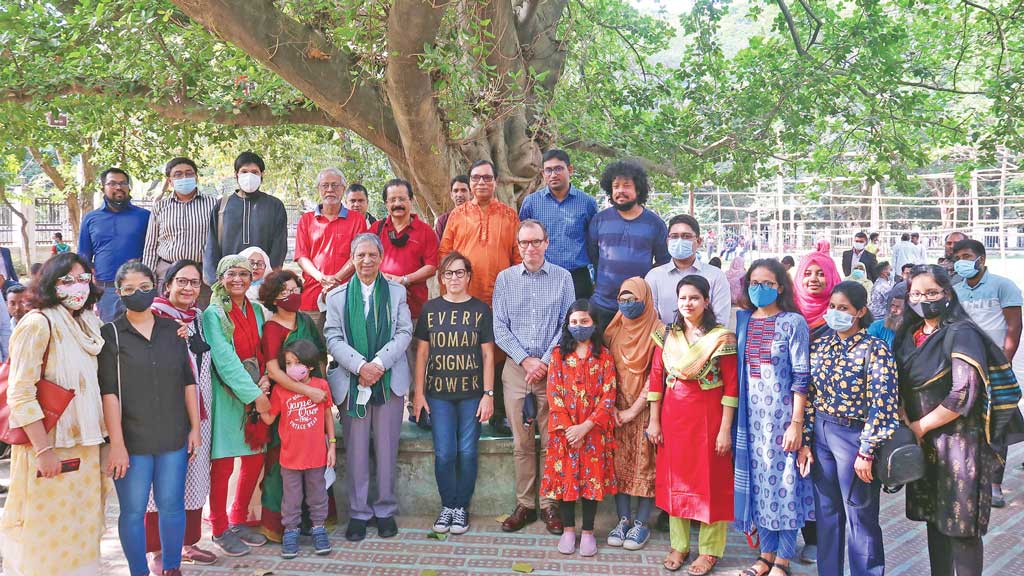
[371,179,439,320]
[295,168,368,329]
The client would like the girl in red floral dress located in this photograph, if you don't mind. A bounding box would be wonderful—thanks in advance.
[541,299,618,557]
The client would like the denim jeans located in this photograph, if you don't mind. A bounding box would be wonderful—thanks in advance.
[96,285,125,323]
[114,445,188,576]
[428,395,482,509]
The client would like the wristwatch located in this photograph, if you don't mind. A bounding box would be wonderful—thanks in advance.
[484,389,494,397]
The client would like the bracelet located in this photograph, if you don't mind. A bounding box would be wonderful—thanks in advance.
[35,445,54,458]
[790,420,804,426]
[328,438,337,444]
[857,452,874,461]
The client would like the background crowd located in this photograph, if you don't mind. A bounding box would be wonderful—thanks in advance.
[0,148,1020,576]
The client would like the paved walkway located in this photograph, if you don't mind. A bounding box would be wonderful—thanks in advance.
[2,447,1023,575]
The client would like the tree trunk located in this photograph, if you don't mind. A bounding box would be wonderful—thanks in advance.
[0,184,32,269]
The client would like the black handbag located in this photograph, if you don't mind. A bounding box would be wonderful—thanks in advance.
[873,425,924,487]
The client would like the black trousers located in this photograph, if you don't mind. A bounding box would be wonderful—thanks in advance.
[927,523,983,576]
[569,267,594,300]
[559,499,598,531]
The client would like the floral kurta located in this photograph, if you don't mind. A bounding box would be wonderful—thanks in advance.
[541,346,618,502]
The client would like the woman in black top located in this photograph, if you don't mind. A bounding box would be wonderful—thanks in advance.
[100,261,199,576]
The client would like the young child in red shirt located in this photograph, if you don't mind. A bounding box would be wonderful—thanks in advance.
[261,339,336,558]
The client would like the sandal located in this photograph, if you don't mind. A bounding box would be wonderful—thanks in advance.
[769,565,792,576]
[664,549,690,572]
[740,556,774,576]
[687,554,719,576]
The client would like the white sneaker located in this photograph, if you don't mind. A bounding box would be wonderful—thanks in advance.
[433,507,455,533]
[450,507,470,534]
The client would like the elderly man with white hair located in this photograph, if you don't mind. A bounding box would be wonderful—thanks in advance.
[295,167,369,328]
[325,232,413,543]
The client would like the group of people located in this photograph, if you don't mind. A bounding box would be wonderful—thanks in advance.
[0,147,1020,576]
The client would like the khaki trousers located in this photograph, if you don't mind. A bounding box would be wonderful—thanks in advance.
[502,361,556,509]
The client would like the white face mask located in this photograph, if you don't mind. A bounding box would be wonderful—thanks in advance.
[353,385,374,418]
[237,172,261,193]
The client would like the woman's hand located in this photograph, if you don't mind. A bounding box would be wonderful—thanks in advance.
[565,422,592,448]
[715,427,732,456]
[618,406,639,426]
[797,446,813,477]
[645,420,662,445]
[908,420,925,441]
[187,429,201,461]
[108,443,130,480]
[782,421,803,452]
[36,450,61,478]
[176,321,189,340]
[854,454,874,483]
[476,395,494,423]
[258,375,271,395]
[412,394,430,423]
[303,386,327,404]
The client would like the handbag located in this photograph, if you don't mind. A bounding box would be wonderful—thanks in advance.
[0,312,76,445]
[873,425,924,487]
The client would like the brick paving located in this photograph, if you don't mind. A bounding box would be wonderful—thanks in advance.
[86,446,1024,576]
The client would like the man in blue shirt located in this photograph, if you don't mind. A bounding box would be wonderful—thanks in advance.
[586,160,670,329]
[78,167,151,322]
[518,149,598,298]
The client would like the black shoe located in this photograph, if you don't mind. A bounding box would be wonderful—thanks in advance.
[377,516,398,538]
[345,519,367,542]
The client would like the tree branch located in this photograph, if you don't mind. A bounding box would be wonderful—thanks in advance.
[562,138,678,178]
[895,80,984,95]
[170,0,403,159]
[27,147,67,191]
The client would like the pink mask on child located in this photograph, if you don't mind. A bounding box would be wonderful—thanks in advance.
[286,364,309,382]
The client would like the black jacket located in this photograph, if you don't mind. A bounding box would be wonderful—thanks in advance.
[203,190,288,283]
[841,249,878,281]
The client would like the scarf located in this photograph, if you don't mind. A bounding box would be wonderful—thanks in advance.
[343,274,392,417]
[794,251,841,328]
[151,296,208,420]
[37,307,106,448]
[605,277,663,401]
[210,254,253,314]
[732,309,756,533]
[653,325,737,390]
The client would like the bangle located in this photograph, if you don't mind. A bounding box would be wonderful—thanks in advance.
[35,445,54,458]
[328,438,337,444]
[790,420,804,426]
[857,452,874,461]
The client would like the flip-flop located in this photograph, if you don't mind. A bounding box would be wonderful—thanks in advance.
[687,554,719,576]
[664,549,691,572]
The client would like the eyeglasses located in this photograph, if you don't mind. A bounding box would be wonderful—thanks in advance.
[908,289,945,302]
[542,166,566,176]
[517,239,545,249]
[104,181,130,188]
[173,277,202,289]
[470,174,495,183]
[223,271,252,280]
[442,269,468,279]
[318,182,344,190]
[169,170,196,179]
[749,280,778,289]
[277,287,301,298]
[617,297,638,305]
[119,283,155,296]
[247,260,267,270]
[56,273,92,286]
[668,233,697,241]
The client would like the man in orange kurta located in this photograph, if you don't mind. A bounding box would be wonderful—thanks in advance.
[439,159,521,437]
[438,160,521,306]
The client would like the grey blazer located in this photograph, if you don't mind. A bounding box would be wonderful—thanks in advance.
[324,277,413,405]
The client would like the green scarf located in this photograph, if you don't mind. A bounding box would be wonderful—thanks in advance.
[343,274,392,417]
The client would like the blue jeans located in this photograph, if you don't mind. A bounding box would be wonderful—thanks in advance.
[428,396,481,509]
[96,285,125,323]
[114,445,188,576]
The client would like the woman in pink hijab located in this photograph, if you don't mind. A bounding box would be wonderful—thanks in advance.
[794,251,842,342]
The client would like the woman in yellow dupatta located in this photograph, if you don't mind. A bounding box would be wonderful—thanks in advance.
[605,277,664,550]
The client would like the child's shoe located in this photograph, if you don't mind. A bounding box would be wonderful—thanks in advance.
[623,520,650,550]
[281,528,300,559]
[312,526,332,555]
[557,531,576,555]
[579,532,598,557]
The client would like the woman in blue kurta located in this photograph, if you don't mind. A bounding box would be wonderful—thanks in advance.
[734,259,814,576]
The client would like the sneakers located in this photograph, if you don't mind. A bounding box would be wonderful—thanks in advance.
[557,531,576,554]
[622,520,650,551]
[450,507,469,534]
[312,526,332,555]
[579,532,598,557]
[212,529,250,557]
[607,517,630,547]
[181,545,217,565]
[281,529,300,559]
[229,524,268,547]
[433,507,455,533]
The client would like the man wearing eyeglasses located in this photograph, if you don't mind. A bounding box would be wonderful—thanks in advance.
[143,157,219,307]
[645,214,731,327]
[78,167,151,322]
[518,149,598,299]
[295,167,368,330]
[492,219,575,535]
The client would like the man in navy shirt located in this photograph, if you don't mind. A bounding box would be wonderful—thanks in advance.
[586,160,669,329]
[78,167,150,322]
[519,149,598,298]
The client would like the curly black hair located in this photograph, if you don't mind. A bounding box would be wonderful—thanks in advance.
[599,160,649,206]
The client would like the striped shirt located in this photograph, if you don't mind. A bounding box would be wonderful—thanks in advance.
[586,207,670,311]
[142,193,219,271]
[492,260,576,365]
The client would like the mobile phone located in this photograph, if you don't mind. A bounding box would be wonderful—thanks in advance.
[37,458,81,478]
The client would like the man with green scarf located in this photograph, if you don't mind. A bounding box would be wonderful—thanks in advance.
[325,232,413,542]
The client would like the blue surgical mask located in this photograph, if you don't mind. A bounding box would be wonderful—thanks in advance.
[569,325,596,343]
[668,238,694,261]
[618,300,645,320]
[852,269,865,279]
[747,284,779,308]
[172,177,197,195]
[824,308,855,332]
[953,258,980,279]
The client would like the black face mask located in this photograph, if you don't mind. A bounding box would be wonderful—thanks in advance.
[121,289,156,312]
[106,197,131,210]
[388,228,410,247]
[910,297,948,320]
